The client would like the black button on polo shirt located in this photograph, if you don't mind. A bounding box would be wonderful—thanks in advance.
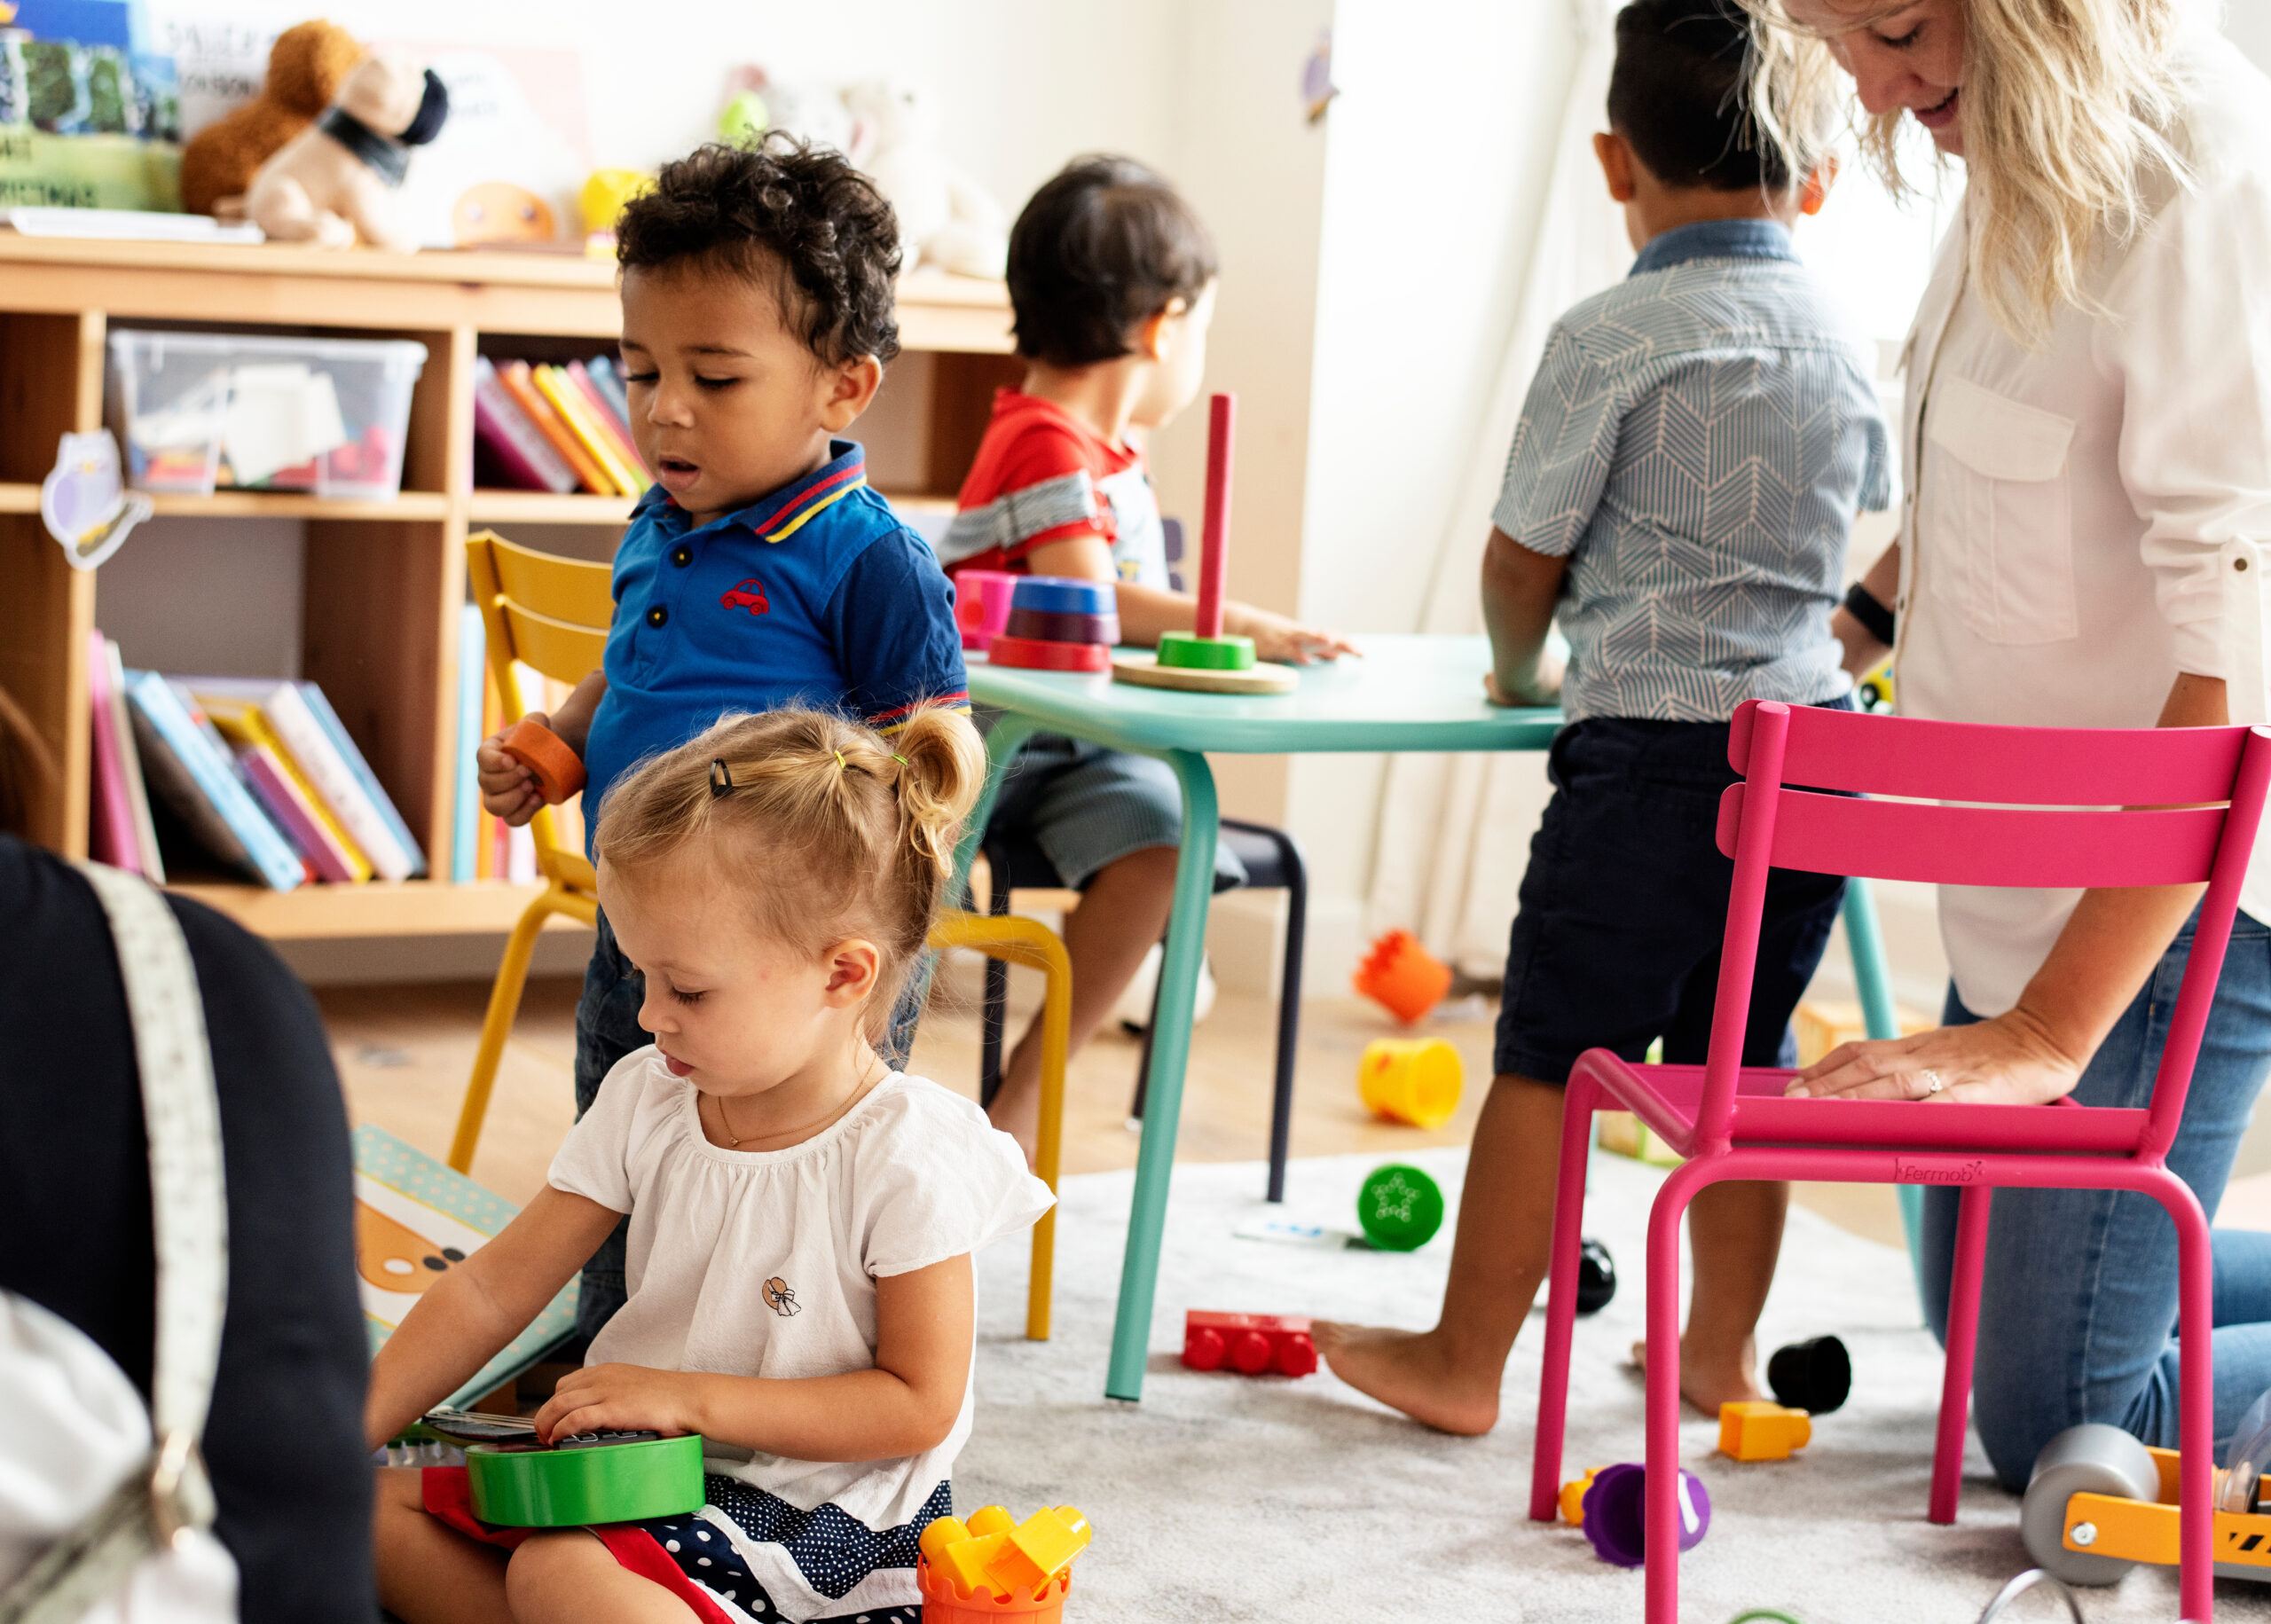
[671,546,692,567]
[646,606,668,628]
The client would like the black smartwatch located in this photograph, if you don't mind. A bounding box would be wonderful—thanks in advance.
[1843,582,1896,647]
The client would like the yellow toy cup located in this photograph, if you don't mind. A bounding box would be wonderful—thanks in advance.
[1359,1039,1464,1130]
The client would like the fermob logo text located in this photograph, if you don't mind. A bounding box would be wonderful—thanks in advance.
[1894,1156,1986,1185]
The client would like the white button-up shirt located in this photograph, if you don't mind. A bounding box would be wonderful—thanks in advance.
[1894,27,2271,1016]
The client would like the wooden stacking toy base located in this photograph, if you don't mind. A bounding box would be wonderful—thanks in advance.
[1112,652,1298,694]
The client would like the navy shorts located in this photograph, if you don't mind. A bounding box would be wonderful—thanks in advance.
[1493,709,1848,1084]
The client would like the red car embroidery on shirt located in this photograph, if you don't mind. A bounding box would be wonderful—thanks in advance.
[719,578,769,616]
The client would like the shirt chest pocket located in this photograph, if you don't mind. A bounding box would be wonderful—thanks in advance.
[1921,374,2078,645]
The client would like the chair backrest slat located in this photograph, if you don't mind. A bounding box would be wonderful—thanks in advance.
[488,532,615,631]
[1714,785,2228,888]
[1730,702,2247,804]
[500,600,609,689]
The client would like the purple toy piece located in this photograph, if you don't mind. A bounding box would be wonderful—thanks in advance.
[1581,1463,1710,1568]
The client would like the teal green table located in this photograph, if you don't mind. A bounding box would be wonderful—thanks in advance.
[956,633,1903,1401]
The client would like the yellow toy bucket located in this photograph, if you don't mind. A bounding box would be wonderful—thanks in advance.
[1359,1038,1464,1130]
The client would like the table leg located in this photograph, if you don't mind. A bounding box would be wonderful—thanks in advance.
[1105,747,1219,1401]
[952,712,1039,906]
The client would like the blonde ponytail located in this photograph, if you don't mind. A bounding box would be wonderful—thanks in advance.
[595,702,985,1040]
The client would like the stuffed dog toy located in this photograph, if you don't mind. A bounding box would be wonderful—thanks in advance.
[244,53,449,251]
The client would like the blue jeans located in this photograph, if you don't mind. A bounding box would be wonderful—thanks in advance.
[1919,905,2271,1488]
[570,910,931,1345]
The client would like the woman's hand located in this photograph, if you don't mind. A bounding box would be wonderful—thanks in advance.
[1787,1007,2085,1106]
[534,1363,707,1442]
[1223,604,1360,666]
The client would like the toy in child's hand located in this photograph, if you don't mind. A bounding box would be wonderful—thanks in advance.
[1181,1310,1317,1377]
[918,1503,1089,1619]
[1767,1334,1851,1416]
[498,718,586,804]
[245,51,450,251]
[1575,1236,1616,1315]
[1356,1162,1443,1251]
[1718,1400,1811,1462]
[987,577,1118,673]
[1358,1037,1463,1128]
[1113,394,1299,695]
[1352,929,1453,1024]
[1563,1463,1711,1567]
[456,1419,704,1527]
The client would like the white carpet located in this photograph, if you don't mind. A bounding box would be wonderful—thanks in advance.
[959,1146,2271,1623]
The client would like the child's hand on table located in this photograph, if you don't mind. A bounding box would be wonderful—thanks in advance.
[476,714,554,828]
[1484,655,1561,708]
[1223,605,1359,666]
[535,1361,707,1442]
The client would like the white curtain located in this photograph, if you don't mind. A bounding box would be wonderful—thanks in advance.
[1363,0,1631,978]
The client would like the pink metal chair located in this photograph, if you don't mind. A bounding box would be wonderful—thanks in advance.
[1527,699,2271,1622]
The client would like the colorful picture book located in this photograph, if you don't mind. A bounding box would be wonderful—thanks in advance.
[473,353,649,498]
[354,1124,578,1409]
[92,641,426,890]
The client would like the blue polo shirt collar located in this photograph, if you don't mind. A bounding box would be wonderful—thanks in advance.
[1631,217,1797,277]
[631,439,868,540]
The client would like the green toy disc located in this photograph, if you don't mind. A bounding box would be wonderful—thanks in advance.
[467,1433,705,1526]
[1156,632,1257,671]
[1356,1163,1444,1251]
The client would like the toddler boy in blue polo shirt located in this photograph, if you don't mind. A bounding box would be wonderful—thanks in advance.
[1317,0,1890,1433]
[475,137,966,1342]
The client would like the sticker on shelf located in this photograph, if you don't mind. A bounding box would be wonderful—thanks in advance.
[42,429,153,571]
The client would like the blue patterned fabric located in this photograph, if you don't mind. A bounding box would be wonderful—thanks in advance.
[630,1473,950,1612]
[1494,217,1891,724]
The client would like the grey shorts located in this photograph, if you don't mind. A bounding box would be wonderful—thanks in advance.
[985,728,1246,891]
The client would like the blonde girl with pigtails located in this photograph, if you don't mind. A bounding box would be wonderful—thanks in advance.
[365,704,1053,1624]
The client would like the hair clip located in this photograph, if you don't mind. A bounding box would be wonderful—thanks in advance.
[891,754,908,765]
[709,759,736,797]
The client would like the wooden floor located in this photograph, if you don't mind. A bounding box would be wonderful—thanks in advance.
[318,952,1909,1247]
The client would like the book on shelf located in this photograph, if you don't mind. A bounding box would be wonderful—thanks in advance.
[584,355,633,431]
[102,639,166,881]
[123,671,306,892]
[297,683,427,878]
[471,355,577,495]
[453,602,485,883]
[564,360,648,481]
[236,742,362,883]
[194,694,373,883]
[186,678,415,882]
[496,360,613,496]
[85,631,145,876]
[533,365,640,498]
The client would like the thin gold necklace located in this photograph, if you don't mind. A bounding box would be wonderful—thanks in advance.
[706,1058,885,1149]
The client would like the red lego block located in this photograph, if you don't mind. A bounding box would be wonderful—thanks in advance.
[1182,1311,1317,1378]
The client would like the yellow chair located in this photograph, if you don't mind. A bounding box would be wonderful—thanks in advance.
[452,530,1073,1339]
[452,530,611,1174]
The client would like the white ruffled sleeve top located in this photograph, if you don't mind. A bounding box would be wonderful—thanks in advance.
[1892,27,2271,1016]
[547,1046,1055,1534]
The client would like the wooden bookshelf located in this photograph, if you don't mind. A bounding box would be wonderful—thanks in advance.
[0,231,1018,940]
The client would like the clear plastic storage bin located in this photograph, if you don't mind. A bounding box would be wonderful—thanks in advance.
[106,330,428,499]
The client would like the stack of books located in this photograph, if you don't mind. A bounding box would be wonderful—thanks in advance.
[91,630,427,890]
[472,355,650,498]
[449,606,580,885]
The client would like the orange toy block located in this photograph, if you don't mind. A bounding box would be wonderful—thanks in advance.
[964,1504,1016,1538]
[1560,1468,1602,1526]
[1352,929,1453,1024]
[1718,1400,1812,1461]
[932,1532,1010,1597]
[498,717,587,804]
[991,1507,1091,1591]
[920,1516,972,1566]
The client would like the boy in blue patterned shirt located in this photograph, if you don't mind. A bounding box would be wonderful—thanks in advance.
[1319,0,1889,1432]
[475,139,968,1343]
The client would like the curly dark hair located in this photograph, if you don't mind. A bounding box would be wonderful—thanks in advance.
[1006,155,1218,368]
[616,136,903,365]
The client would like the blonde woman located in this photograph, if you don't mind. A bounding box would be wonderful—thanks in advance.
[1753,0,2271,1485]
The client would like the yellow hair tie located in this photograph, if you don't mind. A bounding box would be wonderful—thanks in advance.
[834,749,845,772]
[892,753,908,765]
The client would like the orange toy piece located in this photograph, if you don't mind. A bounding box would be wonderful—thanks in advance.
[1359,1037,1464,1128]
[916,1505,1088,1621]
[1560,1467,1602,1526]
[1352,929,1453,1024]
[499,717,587,805]
[1718,1400,1812,1462]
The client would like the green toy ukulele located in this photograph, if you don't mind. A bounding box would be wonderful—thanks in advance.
[420,1408,705,1526]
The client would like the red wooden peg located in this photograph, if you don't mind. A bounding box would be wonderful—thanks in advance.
[1195,392,1234,640]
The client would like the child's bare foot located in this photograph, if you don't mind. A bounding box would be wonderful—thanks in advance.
[1313,1322,1503,1435]
[1628,1336,1767,1414]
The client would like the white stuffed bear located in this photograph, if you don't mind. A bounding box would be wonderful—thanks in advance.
[839,80,1007,279]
